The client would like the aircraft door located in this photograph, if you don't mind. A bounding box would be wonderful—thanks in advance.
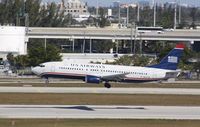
[51,66,56,72]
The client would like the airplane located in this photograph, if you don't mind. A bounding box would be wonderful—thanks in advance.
[32,43,185,88]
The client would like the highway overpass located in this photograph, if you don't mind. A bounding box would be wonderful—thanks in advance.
[27,27,200,42]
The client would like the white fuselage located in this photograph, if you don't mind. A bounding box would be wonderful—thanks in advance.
[32,61,174,82]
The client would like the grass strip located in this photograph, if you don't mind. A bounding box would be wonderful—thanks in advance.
[0,93,200,106]
[0,119,200,127]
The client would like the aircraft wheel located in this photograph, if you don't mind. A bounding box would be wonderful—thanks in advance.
[104,82,111,88]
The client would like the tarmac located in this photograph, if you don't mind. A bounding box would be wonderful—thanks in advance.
[0,105,200,120]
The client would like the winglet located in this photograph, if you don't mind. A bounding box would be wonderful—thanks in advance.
[175,43,185,49]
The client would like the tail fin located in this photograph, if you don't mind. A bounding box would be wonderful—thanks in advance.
[148,43,185,70]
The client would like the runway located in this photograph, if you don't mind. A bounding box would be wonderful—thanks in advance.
[1,87,200,95]
[0,105,200,120]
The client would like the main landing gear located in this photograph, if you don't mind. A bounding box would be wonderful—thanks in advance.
[45,78,49,83]
[104,82,111,88]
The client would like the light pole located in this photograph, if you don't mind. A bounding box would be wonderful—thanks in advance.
[174,0,177,30]
[96,0,99,17]
[178,0,181,24]
[118,2,121,26]
[25,13,29,28]
[24,0,29,35]
[137,3,140,23]
[96,0,99,27]
[127,6,129,26]
[153,0,156,27]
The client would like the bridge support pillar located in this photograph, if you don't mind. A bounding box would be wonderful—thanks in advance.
[116,40,119,54]
[83,39,85,53]
[90,38,92,53]
[44,38,47,52]
[72,39,75,52]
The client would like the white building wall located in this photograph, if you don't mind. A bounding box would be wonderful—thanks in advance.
[0,26,27,56]
[108,9,112,17]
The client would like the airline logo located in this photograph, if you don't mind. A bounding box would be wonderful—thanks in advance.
[168,56,178,63]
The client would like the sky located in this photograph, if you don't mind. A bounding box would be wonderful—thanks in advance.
[43,0,200,7]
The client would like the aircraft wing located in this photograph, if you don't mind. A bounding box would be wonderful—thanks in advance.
[101,73,129,82]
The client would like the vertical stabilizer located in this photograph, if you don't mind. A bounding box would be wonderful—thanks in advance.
[148,43,185,70]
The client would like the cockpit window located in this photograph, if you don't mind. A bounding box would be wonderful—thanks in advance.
[39,64,45,67]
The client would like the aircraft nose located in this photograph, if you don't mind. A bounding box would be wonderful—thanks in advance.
[31,66,41,75]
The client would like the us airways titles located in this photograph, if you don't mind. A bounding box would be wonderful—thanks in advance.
[70,64,106,69]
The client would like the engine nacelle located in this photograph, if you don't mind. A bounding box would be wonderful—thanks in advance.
[85,75,101,84]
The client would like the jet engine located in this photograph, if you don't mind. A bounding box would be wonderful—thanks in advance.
[85,75,101,84]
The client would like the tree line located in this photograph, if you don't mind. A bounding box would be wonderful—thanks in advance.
[1,0,200,28]
[0,0,199,75]
[0,0,77,27]
[0,0,73,69]
[112,4,200,28]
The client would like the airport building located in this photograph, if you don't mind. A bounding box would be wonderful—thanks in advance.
[61,0,89,17]
[0,26,28,60]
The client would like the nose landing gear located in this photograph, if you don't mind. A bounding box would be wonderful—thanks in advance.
[45,77,49,84]
[42,77,49,86]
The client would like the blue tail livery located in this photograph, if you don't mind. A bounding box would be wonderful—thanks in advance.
[148,43,185,70]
